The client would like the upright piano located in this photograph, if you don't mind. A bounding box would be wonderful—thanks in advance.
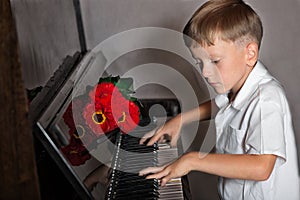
[30,51,192,200]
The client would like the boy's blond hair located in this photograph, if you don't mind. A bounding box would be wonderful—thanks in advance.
[183,0,263,49]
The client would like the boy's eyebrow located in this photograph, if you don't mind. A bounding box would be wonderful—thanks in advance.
[209,54,220,59]
[207,50,222,59]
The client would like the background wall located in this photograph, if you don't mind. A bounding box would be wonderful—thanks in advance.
[11,0,300,199]
[10,0,81,88]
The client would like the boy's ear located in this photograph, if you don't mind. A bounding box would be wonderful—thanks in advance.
[245,42,259,67]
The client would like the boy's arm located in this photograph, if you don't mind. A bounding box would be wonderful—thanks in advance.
[141,152,277,186]
[188,152,277,181]
[143,99,218,146]
[181,99,218,123]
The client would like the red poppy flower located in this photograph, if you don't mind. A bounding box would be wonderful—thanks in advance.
[89,82,123,106]
[61,76,141,166]
[83,103,118,136]
[62,98,97,165]
[111,95,140,134]
[73,124,96,148]
[61,137,91,166]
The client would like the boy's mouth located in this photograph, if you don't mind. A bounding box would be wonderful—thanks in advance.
[206,79,218,87]
[209,82,219,87]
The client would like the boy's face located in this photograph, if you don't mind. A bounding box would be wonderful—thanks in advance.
[190,38,252,95]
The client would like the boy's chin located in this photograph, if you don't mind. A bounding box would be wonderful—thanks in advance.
[211,86,227,95]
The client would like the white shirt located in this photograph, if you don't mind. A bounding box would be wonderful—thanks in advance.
[214,61,300,200]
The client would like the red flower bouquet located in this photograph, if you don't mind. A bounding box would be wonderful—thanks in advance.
[61,76,141,166]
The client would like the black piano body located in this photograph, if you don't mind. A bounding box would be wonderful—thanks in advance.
[30,51,192,200]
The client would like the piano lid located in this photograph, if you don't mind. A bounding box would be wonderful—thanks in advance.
[31,48,188,199]
[32,50,112,200]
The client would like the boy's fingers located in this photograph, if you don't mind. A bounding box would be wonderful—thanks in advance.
[145,168,169,180]
[139,166,165,176]
[146,133,163,146]
[139,129,156,144]
[145,126,165,145]
[170,134,179,147]
[139,165,174,187]
[139,137,148,145]
[160,175,172,187]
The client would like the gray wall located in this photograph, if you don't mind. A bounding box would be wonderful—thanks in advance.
[10,0,81,89]
[11,0,300,199]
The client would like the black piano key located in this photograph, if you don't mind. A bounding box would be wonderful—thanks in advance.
[112,172,158,187]
[115,194,158,200]
[111,179,158,195]
[115,183,158,193]
[121,143,155,150]
[115,190,159,199]
[120,155,157,164]
[107,127,185,200]
[113,172,148,182]
[121,144,157,151]
[121,148,156,154]
[120,156,157,165]
[119,151,156,160]
[113,194,157,200]
[115,178,157,188]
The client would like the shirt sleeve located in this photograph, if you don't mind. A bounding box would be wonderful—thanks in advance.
[245,84,287,166]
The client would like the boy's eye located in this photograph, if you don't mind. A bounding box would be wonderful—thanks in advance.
[211,59,220,64]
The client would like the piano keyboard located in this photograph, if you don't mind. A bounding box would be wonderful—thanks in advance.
[157,143,184,200]
[106,125,185,200]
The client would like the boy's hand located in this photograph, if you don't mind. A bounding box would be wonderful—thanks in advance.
[139,154,192,186]
[139,116,182,147]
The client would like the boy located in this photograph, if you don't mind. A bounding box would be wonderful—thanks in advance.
[139,0,300,199]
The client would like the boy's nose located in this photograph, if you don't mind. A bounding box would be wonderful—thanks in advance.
[201,64,211,78]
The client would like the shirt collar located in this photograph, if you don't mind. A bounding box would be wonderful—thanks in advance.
[215,61,271,110]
